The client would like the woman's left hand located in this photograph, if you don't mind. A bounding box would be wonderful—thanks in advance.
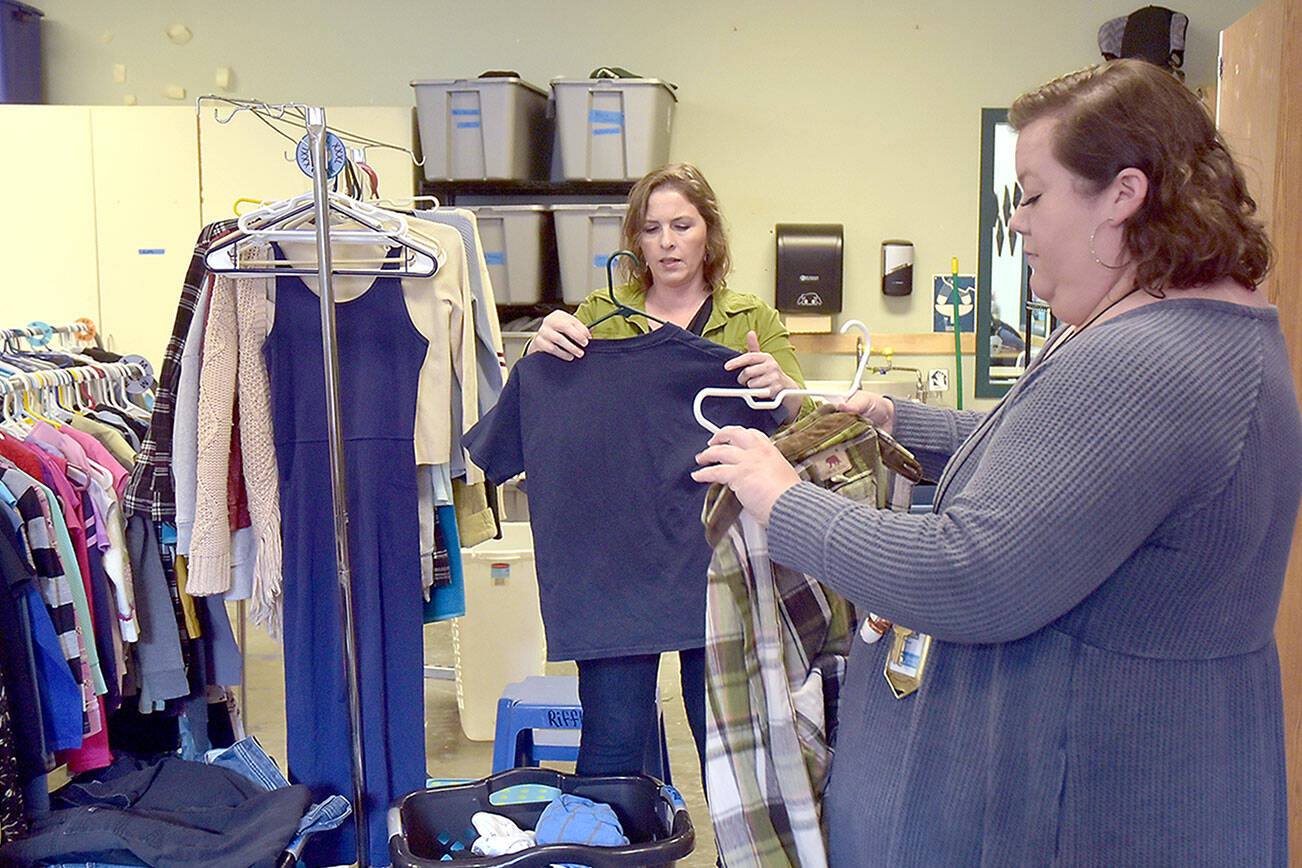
[724,331,802,420]
[725,331,798,395]
[692,425,801,526]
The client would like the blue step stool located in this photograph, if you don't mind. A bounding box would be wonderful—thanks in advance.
[491,675,672,784]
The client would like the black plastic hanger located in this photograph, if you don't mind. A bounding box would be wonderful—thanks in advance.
[586,250,672,329]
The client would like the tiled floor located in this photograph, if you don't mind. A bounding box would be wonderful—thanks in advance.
[236,612,715,867]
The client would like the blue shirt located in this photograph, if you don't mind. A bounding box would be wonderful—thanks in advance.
[464,325,782,659]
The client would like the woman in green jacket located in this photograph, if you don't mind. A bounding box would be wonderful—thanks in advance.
[526,162,807,780]
[530,163,806,420]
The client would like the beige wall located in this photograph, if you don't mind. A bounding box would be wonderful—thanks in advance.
[29,0,1262,404]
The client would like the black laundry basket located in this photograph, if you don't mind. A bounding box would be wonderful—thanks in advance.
[388,767,694,867]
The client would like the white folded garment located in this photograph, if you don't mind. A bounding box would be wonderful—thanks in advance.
[470,811,538,856]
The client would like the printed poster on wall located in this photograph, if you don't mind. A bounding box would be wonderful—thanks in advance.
[933,274,976,333]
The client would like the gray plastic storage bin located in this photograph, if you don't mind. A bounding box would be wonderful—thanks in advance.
[552,203,627,304]
[468,205,549,304]
[550,78,676,180]
[411,77,549,181]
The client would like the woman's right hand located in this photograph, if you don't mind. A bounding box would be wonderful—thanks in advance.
[527,310,591,361]
[838,390,895,435]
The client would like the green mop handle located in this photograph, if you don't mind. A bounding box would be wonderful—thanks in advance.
[951,257,963,410]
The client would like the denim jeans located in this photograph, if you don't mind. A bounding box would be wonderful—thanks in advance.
[202,736,353,856]
[575,649,705,780]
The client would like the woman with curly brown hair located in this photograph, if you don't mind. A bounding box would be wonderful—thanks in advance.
[694,59,1302,864]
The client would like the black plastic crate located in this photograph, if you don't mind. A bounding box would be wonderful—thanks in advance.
[388,767,694,867]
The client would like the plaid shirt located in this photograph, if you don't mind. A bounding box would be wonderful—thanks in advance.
[703,405,922,867]
[122,221,236,520]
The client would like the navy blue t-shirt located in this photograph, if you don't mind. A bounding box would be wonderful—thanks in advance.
[462,325,783,660]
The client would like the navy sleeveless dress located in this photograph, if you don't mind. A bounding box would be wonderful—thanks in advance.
[263,249,427,867]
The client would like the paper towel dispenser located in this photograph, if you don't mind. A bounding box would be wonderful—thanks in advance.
[775,223,843,314]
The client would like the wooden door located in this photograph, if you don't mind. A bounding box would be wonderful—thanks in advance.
[1273,9,1302,861]
[1219,0,1302,859]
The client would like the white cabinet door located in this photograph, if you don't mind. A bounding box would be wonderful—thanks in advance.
[91,106,201,366]
[0,106,101,337]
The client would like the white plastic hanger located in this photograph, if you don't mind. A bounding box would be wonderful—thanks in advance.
[693,319,872,433]
[372,194,441,211]
[204,192,441,277]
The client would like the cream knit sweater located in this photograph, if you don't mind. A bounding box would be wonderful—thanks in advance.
[189,240,283,636]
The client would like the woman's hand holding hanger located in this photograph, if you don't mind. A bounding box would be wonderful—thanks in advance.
[837,389,895,436]
[724,331,803,422]
[692,424,800,527]
[528,310,591,361]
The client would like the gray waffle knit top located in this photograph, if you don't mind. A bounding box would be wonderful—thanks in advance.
[768,299,1302,865]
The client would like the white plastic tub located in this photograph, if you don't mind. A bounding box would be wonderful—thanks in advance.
[551,203,627,304]
[453,521,547,741]
[467,205,549,305]
[411,77,549,180]
[550,78,677,181]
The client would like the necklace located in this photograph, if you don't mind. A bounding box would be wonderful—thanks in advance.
[1040,287,1141,363]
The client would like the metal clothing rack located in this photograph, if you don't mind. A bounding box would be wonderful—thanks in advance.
[0,318,99,352]
[0,357,152,397]
[199,96,373,867]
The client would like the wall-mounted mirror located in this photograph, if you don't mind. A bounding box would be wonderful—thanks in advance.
[974,108,1054,398]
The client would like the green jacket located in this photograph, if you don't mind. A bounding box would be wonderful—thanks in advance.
[572,283,808,389]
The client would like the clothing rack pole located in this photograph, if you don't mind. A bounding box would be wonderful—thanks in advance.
[0,359,148,393]
[306,105,371,868]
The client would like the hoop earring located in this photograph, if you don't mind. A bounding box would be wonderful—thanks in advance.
[1090,221,1125,270]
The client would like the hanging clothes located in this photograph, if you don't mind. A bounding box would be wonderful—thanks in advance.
[0,340,243,819]
[462,325,787,662]
[186,242,282,636]
[415,207,504,547]
[0,661,28,845]
[159,193,505,864]
[702,405,922,868]
[122,221,239,523]
[263,247,428,868]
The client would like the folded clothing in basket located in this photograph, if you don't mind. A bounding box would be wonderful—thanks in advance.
[468,793,629,862]
[471,812,537,856]
[535,794,629,847]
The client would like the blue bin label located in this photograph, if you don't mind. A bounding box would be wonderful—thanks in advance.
[588,109,624,126]
[491,563,510,585]
[451,108,481,116]
[484,252,506,266]
[138,248,166,255]
[455,121,481,129]
[592,127,622,135]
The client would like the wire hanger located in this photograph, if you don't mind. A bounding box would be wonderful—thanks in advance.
[586,250,671,329]
[203,192,441,277]
[196,95,426,168]
[693,319,872,433]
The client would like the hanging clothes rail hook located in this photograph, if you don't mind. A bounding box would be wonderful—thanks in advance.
[212,103,246,124]
[198,94,305,124]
